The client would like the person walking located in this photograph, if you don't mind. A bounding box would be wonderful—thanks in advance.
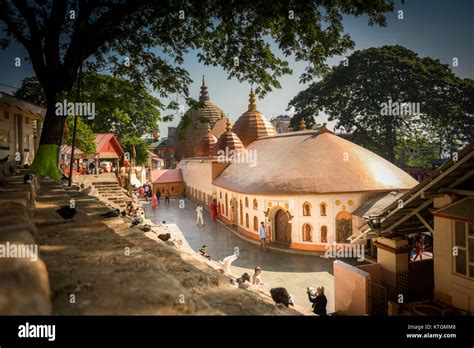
[307,286,327,316]
[259,221,268,251]
[196,204,204,226]
[152,193,158,211]
[144,184,150,202]
[413,235,425,261]
[156,189,161,203]
[210,199,217,220]
[165,190,170,204]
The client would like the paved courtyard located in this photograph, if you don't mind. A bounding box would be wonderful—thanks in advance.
[142,197,340,312]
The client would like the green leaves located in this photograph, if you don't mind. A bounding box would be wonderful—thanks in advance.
[121,136,149,166]
[289,45,474,162]
[63,117,96,155]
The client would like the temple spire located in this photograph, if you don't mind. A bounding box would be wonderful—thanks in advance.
[226,119,232,132]
[199,75,210,102]
[248,87,256,111]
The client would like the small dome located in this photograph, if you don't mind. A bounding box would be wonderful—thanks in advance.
[232,88,277,146]
[194,124,217,157]
[213,119,245,156]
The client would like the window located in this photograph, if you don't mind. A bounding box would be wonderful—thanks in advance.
[245,214,249,228]
[225,193,228,216]
[320,202,327,216]
[321,226,328,243]
[3,111,9,119]
[245,197,249,208]
[23,135,29,152]
[0,130,10,150]
[171,186,174,192]
[25,117,29,124]
[220,191,222,199]
[253,216,259,232]
[302,224,313,242]
[253,199,258,210]
[239,200,243,225]
[453,221,474,278]
[303,202,311,216]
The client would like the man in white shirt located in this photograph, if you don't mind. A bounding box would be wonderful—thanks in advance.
[196,205,204,226]
[259,222,268,250]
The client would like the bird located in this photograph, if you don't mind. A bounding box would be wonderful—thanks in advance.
[157,233,171,242]
[81,185,92,195]
[219,254,238,275]
[99,209,120,218]
[56,205,76,222]
[270,287,294,308]
[0,155,9,163]
[138,224,151,232]
[23,173,34,184]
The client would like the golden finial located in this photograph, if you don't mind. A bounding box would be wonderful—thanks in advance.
[248,87,256,111]
[207,122,212,133]
[226,119,232,132]
[220,111,225,119]
[202,75,205,86]
[299,118,306,131]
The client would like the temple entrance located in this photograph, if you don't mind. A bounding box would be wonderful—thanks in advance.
[336,209,353,243]
[230,198,237,225]
[274,209,291,244]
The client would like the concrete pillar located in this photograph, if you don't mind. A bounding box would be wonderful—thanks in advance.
[375,237,409,299]
[16,114,24,164]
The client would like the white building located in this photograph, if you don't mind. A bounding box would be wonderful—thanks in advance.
[0,92,45,165]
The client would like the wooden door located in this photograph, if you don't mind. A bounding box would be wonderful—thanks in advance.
[275,209,291,244]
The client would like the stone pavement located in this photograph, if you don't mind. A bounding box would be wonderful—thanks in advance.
[142,198,360,313]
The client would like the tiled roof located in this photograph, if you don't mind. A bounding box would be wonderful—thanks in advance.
[150,169,183,184]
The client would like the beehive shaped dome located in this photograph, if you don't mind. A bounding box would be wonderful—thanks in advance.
[232,88,277,147]
[173,76,225,160]
[193,124,217,157]
[212,119,245,156]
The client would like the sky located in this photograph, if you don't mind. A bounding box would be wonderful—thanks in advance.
[0,0,473,137]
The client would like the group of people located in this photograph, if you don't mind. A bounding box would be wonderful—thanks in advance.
[196,243,327,315]
[137,184,170,210]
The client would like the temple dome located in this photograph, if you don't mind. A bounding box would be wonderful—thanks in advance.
[232,88,277,146]
[213,126,418,195]
[193,124,217,157]
[212,120,245,156]
[173,76,225,160]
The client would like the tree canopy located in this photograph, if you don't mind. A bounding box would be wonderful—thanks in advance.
[0,0,394,178]
[288,45,474,162]
[63,116,96,155]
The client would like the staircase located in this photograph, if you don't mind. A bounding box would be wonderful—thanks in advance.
[91,180,132,210]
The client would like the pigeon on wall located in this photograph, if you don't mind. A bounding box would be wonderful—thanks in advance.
[99,209,120,218]
[23,173,34,184]
[157,233,171,242]
[56,205,76,222]
[270,287,294,308]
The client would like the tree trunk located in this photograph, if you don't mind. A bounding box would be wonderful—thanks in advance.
[30,89,67,180]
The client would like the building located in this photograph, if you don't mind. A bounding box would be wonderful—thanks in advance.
[93,133,124,164]
[270,114,291,134]
[150,169,184,197]
[353,142,474,313]
[0,92,45,165]
[172,76,227,161]
[180,84,418,252]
